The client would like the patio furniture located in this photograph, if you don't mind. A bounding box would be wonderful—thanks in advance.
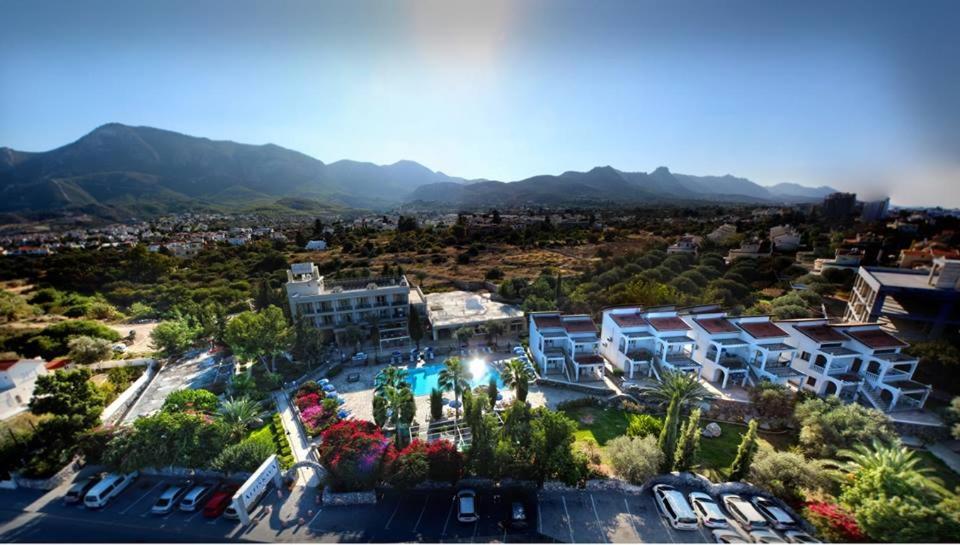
[323,383,336,391]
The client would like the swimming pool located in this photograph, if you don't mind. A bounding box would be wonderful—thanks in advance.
[405,361,504,396]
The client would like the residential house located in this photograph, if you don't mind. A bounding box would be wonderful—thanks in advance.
[769,225,801,251]
[667,235,701,255]
[707,224,738,244]
[598,308,699,380]
[0,358,49,419]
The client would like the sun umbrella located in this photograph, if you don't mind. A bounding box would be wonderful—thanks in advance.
[319,378,330,385]
[336,397,345,405]
[325,390,338,398]
[442,398,451,406]
[496,393,503,401]
[448,399,462,409]
[338,410,350,419]
[322,383,335,391]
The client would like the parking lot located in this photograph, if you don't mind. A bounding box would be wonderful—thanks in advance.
[1,470,801,543]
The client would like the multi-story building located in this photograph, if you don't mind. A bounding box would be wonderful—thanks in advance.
[844,258,960,338]
[285,262,417,349]
[769,225,801,251]
[860,198,890,222]
[821,192,857,221]
[686,313,801,388]
[779,319,930,412]
[599,308,699,380]
[528,312,604,382]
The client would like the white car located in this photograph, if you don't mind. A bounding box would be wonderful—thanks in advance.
[752,497,796,530]
[652,484,699,531]
[151,483,189,514]
[690,492,729,529]
[457,489,478,523]
[713,529,751,543]
[722,494,769,531]
[352,352,368,361]
[84,471,139,509]
[749,529,787,543]
[112,343,127,353]
[783,530,820,543]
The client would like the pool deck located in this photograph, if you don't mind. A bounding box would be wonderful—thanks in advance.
[328,350,602,428]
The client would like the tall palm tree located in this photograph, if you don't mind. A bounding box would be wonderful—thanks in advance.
[501,358,533,401]
[375,365,408,396]
[218,397,262,438]
[438,357,470,420]
[643,369,714,408]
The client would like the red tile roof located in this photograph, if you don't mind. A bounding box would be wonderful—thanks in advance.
[647,317,690,332]
[564,319,598,334]
[0,359,20,372]
[845,328,907,349]
[694,317,739,334]
[738,321,788,339]
[45,358,70,370]
[531,314,563,329]
[611,313,649,328]
[795,324,848,344]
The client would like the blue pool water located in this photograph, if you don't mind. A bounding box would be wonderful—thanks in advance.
[405,362,504,396]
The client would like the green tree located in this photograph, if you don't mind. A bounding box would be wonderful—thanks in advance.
[530,408,584,487]
[729,420,759,480]
[218,397,262,438]
[657,395,681,472]
[373,395,388,427]
[454,326,474,347]
[408,310,424,349]
[501,358,533,402]
[162,388,219,414]
[438,357,470,420]
[224,306,292,372]
[607,434,663,485]
[67,335,113,365]
[150,314,200,356]
[748,448,831,505]
[486,377,498,406]
[626,414,662,438]
[795,397,896,458]
[292,317,324,370]
[673,408,701,472]
[30,368,105,427]
[644,369,714,408]
[486,321,505,348]
[430,388,443,420]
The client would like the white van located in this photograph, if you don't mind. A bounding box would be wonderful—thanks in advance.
[722,495,769,531]
[84,471,139,509]
[653,484,699,530]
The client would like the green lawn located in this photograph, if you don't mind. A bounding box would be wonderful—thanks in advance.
[247,415,295,468]
[563,406,797,477]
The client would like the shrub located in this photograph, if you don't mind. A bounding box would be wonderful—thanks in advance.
[607,434,663,485]
[326,364,343,379]
[317,420,390,491]
[795,397,895,458]
[748,448,830,505]
[212,437,276,473]
[804,501,865,542]
[425,439,463,483]
[295,392,321,411]
[385,440,429,489]
[626,414,662,438]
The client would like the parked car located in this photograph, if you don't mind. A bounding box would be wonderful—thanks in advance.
[652,484,699,530]
[352,352,368,362]
[783,530,820,543]
[752,497,796,530]
[509,501,528,529]
[722,495,769,531]
[689,492,729,529]
[203,484,239,518]
[180,482,216,512]
[84,471,139,509]
[457,489,478,523]
[152,483,190,514]
[64,475,102,504]
[749,529,787,543]
[713,529,751,543]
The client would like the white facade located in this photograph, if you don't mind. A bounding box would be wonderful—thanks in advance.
[667,235,701,255]
[529,313,603,383]
[0,359,48,420]
[599,308,699,380]
[305,240,328,251]
[769,225,801,251]
[285,262,414,347]
[778,319,930,412]
[707,224,738,244]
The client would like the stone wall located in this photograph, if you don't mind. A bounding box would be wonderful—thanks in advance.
[322,488,377,505]
[14,457,84,490]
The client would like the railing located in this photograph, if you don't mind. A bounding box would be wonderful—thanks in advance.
[882,369,911,383]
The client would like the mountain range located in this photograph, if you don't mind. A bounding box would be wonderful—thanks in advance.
[0,124,837,218]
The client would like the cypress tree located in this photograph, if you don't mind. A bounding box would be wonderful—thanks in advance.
[673,408,702,472]
[657,394,681,472]
[729,420,759,480]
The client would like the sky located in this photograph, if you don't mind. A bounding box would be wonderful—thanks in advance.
[1,0,958,207]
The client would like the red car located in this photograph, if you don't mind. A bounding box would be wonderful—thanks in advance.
[202,484,239,518]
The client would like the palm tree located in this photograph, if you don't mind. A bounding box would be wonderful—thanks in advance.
[501,358,533,401]
[643,369,714,408]
[438,357,470,420]
[218,397,262,438]
[837,439,942,491]
[375,365,408,396]
[486,322,506,349]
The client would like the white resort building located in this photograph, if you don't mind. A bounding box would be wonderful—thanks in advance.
[598,308,700,380]
[425,291,525,342]
[528,312,604,383]
[285,262,421,349]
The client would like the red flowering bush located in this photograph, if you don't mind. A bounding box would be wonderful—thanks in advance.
[317,420,390,491]
[804,501,865,542]
[295,392,320,411]
[425,439,463,483]
[385,440,429,489]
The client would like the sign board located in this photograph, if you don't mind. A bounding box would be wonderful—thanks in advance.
[230,454,282,525]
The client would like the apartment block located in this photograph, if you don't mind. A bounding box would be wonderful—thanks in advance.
[778,319,930,412]
[528,312,603,382]
[285,262,417,348]
[599,308,700,380]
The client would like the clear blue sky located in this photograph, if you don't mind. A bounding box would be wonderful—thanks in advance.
[1,0,958,206]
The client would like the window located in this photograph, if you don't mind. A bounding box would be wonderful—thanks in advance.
[800,351,811,361]
[618,338,626,354]
[806,376,817,387]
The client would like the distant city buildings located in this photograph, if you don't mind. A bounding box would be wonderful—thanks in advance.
[860,198,890,222]
[821,192,857,221]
